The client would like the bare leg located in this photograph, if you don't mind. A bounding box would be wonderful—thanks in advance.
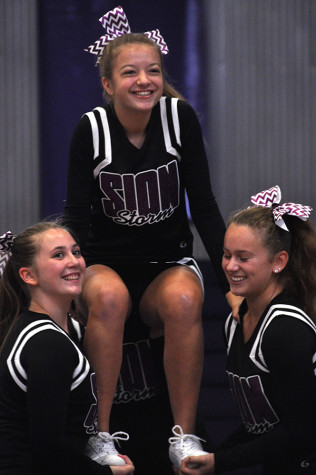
[139,266,204,434]
[82,265,131,432]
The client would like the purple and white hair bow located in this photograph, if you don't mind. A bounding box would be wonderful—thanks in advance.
[0,231,15,252]
[85,5,169,64]
[250,185,313,231]
[0,231,15,278]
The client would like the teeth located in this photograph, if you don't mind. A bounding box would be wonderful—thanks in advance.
[135,91,152,96]
[64,274,79,281]
[231,276,245,282]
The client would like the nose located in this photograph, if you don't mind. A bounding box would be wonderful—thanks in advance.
[136,71,150,85]
[67,252,79,267]
[226,257,239,272]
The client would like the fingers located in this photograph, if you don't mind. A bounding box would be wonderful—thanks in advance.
[179,454,215,474]
[118,454,134,465]
[110,464,135,474]
[110,455,135,474]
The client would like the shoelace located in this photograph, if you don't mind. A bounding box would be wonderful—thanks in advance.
[98,431,129,452]
[168,425,206,451]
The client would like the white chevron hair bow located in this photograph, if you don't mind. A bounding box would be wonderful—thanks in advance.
[250,185,313,231]
[85,5,169,64]
[0,231,15,278]
[0,231,15,252]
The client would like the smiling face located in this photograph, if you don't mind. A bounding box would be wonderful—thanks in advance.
[222,223,285,302]
[102,43,163,119]
[23,228,86,301]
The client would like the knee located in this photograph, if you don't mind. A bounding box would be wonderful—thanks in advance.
[84,279,130,320]
[162,283,203,324]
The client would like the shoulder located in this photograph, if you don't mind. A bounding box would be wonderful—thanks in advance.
[158,97,202,150]
[72,105,110,135]
[8,315,78,361]
[176,99,202,138]
[262,303,316,346]
[82,104,111,122]
[160,97,197,120]
[252,302,316,372]
[262,302,316,336]
[7,314,89,392]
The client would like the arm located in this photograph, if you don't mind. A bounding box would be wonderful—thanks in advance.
[63,116,95,247]
[24,330,112,474]
[178,101,229,295]
[225,292,243,322]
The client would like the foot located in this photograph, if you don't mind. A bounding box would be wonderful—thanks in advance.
[168,425,209,469]
[85,431,129,465]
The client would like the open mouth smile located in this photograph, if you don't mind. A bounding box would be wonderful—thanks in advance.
[63,273,80,281]
[132,90,153,96]
[230,276,246,282]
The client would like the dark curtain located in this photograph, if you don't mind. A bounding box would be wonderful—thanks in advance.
[38,0,208,218]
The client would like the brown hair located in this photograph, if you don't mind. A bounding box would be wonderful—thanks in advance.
[228,206,316,322]
[98,33,185,102]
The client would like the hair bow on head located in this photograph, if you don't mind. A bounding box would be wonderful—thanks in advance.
[0,231,15,279]
[0,231,15,252]
[250,185,313,231]
[85,5,169,64]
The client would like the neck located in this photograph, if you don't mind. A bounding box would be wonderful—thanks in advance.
[29,297,70,333]
[242,284,283,343]
[113,104,152,135]
[246,283,284,322]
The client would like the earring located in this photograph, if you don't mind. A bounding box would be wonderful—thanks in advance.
[274,267,281,273]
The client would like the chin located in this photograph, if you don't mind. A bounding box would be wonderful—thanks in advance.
[230,287,246,298]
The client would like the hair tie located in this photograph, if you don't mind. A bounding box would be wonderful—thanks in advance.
[250,185,313,232]
[0,231,16,278]
[85,5,169,64]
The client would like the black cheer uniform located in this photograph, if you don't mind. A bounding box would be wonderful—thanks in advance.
[0,311,111,475]
[214,292,316,474]
[64,96,228,292]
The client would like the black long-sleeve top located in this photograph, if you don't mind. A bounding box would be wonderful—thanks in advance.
[0,310,112,474]
[64,97,229,293]
[215,292,316,474]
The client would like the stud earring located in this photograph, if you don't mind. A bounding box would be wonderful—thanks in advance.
[274,268,281,273]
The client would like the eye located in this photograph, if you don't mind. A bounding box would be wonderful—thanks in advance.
[73,249,81,257]
[149,67,161,74]
[122,69,135,76]
[53,251,64,259]
[222,253,231,260]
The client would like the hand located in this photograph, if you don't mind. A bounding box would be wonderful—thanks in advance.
[110,455,135,474]
[179,453,215,474]
[225,291,244,322]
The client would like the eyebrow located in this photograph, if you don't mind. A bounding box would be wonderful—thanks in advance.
[120,62,161,71]
[51,244,79,251]
[223,247,251,253]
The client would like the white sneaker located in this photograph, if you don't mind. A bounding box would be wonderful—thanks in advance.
[85,431,129,465]
[168,425,209,469]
